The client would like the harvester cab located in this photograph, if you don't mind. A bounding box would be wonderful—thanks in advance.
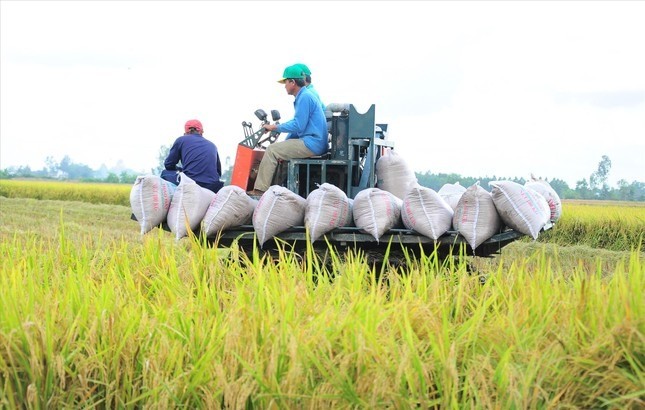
[231,103,394,198]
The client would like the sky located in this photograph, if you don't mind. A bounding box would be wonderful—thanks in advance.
[1,0,644,188]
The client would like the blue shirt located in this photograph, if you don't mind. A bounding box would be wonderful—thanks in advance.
[164,133,222,186]
[307,84,325,111]
[275,87,328,155]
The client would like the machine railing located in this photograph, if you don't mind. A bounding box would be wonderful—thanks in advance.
[281,104,394,198]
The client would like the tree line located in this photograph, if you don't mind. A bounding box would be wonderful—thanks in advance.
[415,156,643,201]
[2,153,643,201]
[0,155,140,185]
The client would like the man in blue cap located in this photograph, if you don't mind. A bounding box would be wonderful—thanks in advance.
[246,64,327,196]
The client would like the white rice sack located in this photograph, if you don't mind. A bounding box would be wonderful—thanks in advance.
[202,185,258,237]
[489,180,548,240]
[525,178,562,222]
[130,175,177,235]
[402,185,454,240]
[252,185,307,246]
[438,182,467,211]
[452,184,502,249]
[167,173,216,240]
[526,187,551,227]
[353,188,402,241]
[375,148,418,200]
[305,183,353,242]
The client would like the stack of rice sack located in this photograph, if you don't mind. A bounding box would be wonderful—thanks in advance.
[130,159,561,249]
[375,149,460,242]
[368,148,412,240]
[444,179,557,249]
[244,185,396,247]
[130,173,258,240]
[382,174,554,250]
[248,184,355,247]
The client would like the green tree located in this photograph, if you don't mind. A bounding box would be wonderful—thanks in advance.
[58,155,93,180]
[153,145,171,175]
[119,171,138,184]
[547,178,569,197]
[13,165,33,178]
[45,156,59,177]
[623,181,645,201]
[105,173,120,183]
[635,181,645,201]
[589,155,611,194]
[576,179,591,199]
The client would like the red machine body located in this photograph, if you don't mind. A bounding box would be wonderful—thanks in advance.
[230,145,265,191]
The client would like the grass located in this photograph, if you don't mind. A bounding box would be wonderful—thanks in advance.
[538,201,645,252]
[0,195,643,408]
[0,179,131,206]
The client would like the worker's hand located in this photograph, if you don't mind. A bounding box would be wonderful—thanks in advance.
[262,124,277,133]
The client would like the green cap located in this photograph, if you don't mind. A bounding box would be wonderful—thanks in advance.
[277,65,305,83]
[294,63,311,76]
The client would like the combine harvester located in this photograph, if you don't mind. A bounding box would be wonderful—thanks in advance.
[132,103,558,267]
[214,103,551,265]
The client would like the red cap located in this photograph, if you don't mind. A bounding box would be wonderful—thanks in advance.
[184,119,203,133]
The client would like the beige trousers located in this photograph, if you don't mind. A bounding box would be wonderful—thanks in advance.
[253,139,314,191]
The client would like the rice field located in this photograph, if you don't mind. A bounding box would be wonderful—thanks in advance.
[538,200,645,252]
[0,181,643,408]
[0,179,131,206]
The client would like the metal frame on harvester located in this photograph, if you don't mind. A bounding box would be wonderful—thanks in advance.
[277,104,395,198]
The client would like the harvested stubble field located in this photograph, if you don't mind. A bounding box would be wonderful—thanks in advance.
[0,180,643,409]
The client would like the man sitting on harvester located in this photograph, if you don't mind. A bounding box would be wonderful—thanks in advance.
[161,119,224,194]
[245,64,327,197]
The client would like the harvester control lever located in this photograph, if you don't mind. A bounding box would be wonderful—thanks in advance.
[239,108,281,149]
